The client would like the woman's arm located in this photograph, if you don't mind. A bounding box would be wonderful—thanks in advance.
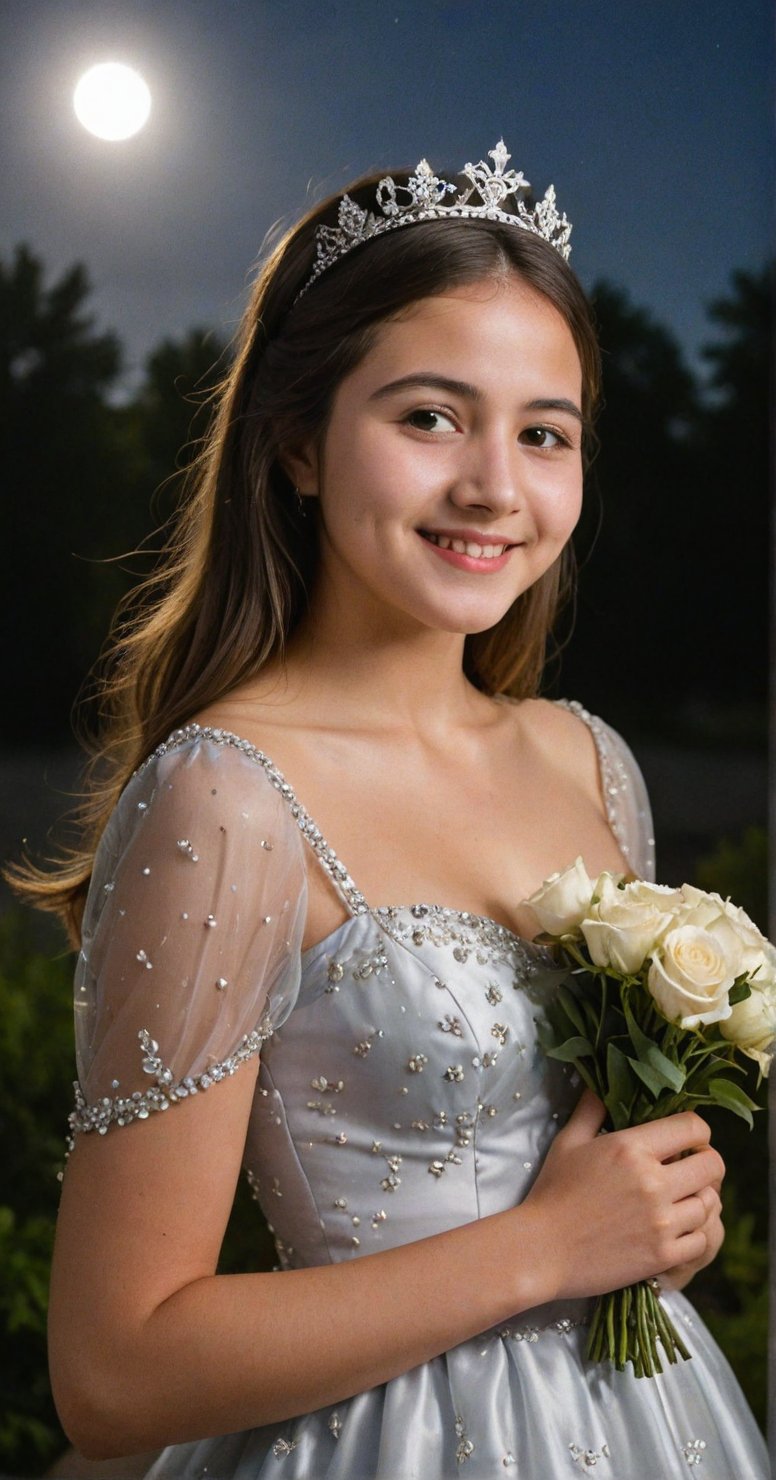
[49,1082,723,1460]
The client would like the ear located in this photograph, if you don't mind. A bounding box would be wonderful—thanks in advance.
[277,440,319,498]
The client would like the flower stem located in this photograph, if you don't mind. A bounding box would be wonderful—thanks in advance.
[585,1281,692,1378]
[617,1285,631,1369]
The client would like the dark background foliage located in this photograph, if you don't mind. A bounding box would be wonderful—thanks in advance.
[0,244,770,1474]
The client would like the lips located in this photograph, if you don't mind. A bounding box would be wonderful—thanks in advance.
[419,530,516,560]
[417,529,517,574]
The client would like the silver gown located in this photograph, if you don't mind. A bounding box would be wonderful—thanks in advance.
[70,701,769,1479]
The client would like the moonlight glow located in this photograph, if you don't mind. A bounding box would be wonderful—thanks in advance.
[73,63,151,141]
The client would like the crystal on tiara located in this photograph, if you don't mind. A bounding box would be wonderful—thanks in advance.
[296,141,572,301]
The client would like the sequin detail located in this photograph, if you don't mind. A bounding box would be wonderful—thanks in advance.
[440,1015,464,1036]
[272,1437,299,1457]
[682,1439,707,1466]
[69,1017,273,1137]
[569,1441,610,1467]
[555,698,655,877]
[373,903,549,972]
[454,1416,475,1465]
[497,1316,588,1343]
[137,724,368,916]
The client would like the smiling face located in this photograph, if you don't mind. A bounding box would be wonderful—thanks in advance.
[288,274,584,643]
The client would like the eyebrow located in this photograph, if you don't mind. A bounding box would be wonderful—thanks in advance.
[369,373,583,424]
[525,397,584,425]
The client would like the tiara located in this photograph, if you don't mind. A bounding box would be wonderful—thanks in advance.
[296,140,572,300]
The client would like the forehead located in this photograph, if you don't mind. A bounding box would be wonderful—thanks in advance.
[350,277,582,394]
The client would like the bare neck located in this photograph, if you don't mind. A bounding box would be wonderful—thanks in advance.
[261,618,497,739]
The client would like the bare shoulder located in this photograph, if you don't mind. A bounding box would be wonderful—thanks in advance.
[512,696,605,810]
[192,668,315,744]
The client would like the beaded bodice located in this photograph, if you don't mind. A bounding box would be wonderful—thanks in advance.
[246,900,577,1271]
[71,697,655,1241]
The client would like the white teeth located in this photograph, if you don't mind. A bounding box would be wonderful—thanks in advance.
[424,532,507,559]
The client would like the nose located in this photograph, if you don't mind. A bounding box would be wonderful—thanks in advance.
[449,426,523,518]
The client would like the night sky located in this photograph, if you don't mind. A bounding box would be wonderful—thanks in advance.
[1,0,773,392]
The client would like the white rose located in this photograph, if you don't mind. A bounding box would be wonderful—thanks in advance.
[620,879,686,914]
[647,924,741,1028]
[523,856,596,935]
[719,981,776,1075]
[678,885,766,976]
[580,874,675,975]
[752,939,776,989]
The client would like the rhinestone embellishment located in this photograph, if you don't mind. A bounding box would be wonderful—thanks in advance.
[454,1415,475,1465]
[70,1017,275,1138]
[569,1442,610,1468]
[298,140,572,301]
[272,1437,299,1457]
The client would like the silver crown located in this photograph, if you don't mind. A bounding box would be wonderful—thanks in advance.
[297,141,572,300]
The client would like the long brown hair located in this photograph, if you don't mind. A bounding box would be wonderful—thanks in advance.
[10,163,601,942]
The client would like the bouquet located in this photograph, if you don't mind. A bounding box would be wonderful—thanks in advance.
[523,858,776,1379]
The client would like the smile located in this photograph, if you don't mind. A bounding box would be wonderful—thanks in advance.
[421,532,510,559]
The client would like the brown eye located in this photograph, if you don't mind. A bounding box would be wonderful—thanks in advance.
[405,409,457,433]
[520,426,567,449]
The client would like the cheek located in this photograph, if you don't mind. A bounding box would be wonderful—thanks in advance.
[342,472,401,532]
[536,472,583,542]
[327,421,391,500]
[329,435,428,530]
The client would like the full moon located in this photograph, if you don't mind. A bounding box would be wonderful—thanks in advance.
[73,63,151,141]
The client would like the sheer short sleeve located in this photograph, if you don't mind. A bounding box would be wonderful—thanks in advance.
[555,699,657,882]
[71,733,307,1138]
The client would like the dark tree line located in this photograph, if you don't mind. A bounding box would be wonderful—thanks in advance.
[557,272,770,724]
[1,243,770,745]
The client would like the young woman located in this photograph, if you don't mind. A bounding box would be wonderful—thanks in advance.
[25,144,767,1477]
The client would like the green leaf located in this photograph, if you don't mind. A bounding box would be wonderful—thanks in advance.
[545,1034,595,1062]
[557,985,589,1037]
[627,1055,666,1099]
[728,980,752,1007]
[604,1041,636,1129]
[683,1054,746,1096]
[707,1077,758,1128]
[578,990,601,1027]
[623,998,686,1091]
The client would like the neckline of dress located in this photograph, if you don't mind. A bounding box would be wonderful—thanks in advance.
[299,901,546,966]
[141,721,369,916]
[141,721,553,946]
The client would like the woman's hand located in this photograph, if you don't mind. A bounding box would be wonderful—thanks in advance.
[518,1090,726,1304]
[658,1180,725,1291]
